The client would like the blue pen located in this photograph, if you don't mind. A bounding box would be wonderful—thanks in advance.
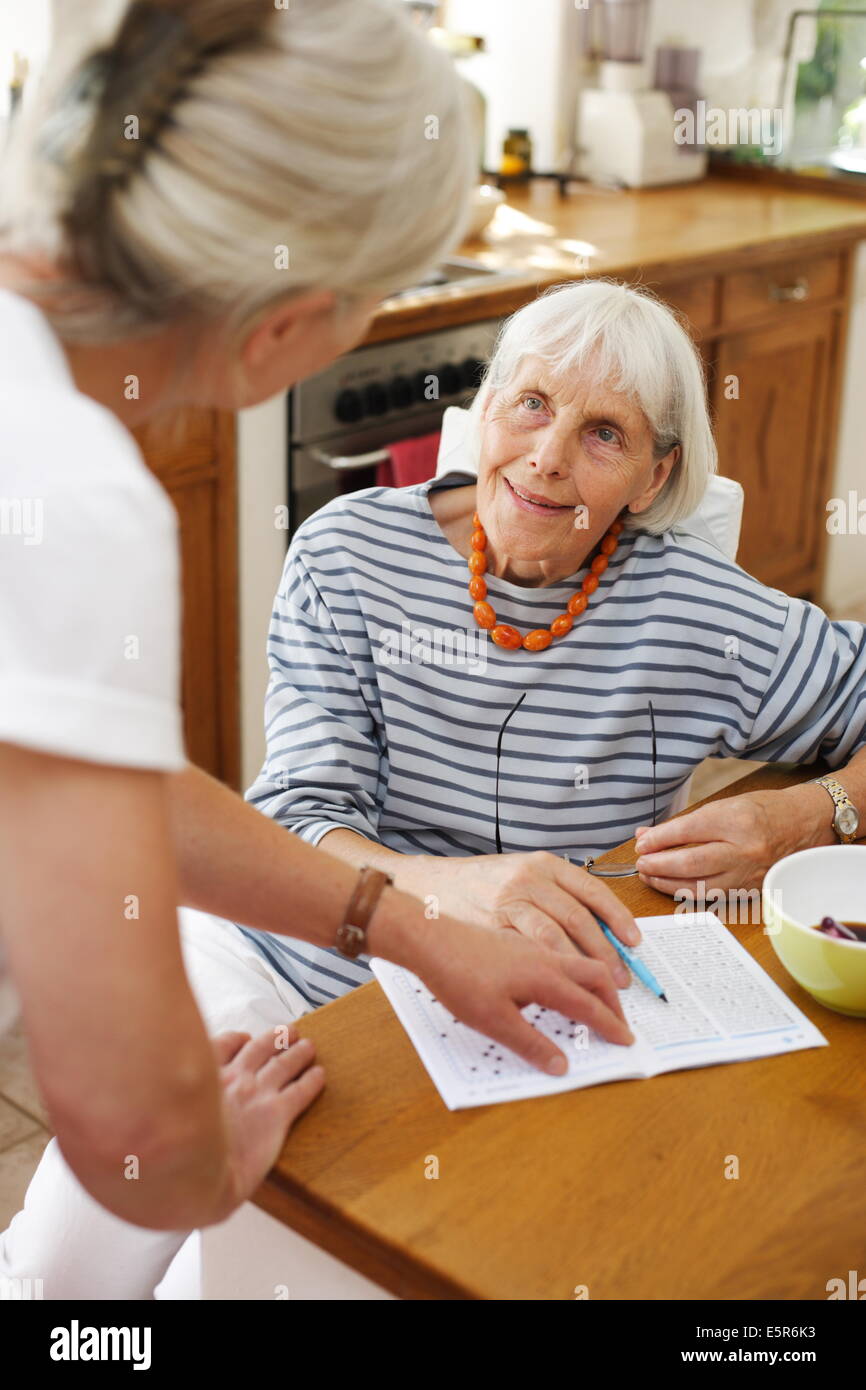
[594,914,669,1002]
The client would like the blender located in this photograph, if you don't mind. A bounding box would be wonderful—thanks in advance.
[578,0,706,187]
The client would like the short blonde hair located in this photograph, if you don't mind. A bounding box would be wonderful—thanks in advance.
[468,279,717,534]
[0,0,476,342]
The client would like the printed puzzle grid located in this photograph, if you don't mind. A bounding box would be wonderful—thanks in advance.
[377,962,643,1100]
[371,913,827,1108]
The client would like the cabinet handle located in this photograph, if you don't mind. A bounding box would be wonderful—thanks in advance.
[310,445,391,472]
[768,277,809,302]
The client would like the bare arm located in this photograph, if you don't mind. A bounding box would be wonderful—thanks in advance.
[0,746,320,1230]
[168,765,640,984]
[168,763,373,943]
[167,764,636,1065]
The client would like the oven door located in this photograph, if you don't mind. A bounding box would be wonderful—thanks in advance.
[289,405,452,535]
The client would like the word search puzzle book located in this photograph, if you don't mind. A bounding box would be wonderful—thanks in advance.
[370,913,827,1111]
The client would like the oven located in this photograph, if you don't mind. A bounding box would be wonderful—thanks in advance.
[287,317,503,534]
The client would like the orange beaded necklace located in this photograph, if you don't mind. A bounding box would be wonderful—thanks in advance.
[467,511,624,651]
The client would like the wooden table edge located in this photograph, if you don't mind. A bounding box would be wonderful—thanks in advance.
[254,1161,474,1300]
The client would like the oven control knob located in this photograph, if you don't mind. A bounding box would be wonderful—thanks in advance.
[362,383,388,416]
[387,375,413,410]
[438,362,462,395]
[460,357,485,389]
[334,388,363,424]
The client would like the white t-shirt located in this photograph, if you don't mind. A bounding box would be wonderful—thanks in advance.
[0,289,187,1030]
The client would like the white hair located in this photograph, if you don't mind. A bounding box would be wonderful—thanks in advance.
[467,279,717,534]
[0,0,476,342]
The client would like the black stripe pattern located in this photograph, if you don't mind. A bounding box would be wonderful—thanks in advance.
[238,480,866,1004]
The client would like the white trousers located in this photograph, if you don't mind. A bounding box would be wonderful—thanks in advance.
[0,908,309,1299]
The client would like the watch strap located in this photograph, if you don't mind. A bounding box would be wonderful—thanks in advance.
[812,775,859,844]
[334,866,394,959]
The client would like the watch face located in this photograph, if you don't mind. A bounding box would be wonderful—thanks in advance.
[837,805,859,836]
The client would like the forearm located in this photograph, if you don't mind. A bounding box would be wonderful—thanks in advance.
[313,825,436,896]
[168,765,428,967]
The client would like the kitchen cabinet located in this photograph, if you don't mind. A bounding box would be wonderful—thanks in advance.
[650,250,850,598]
[719,251,844,324]
[134,408,240,788]
[643,253,849,597]
[711,306,838,594]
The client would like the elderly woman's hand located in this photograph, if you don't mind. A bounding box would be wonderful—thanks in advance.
[633,786,834,900]
[417,851,641,987]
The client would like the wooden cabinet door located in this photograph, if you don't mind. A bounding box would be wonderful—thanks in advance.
[134,409,240,788]
[711,308,839,595]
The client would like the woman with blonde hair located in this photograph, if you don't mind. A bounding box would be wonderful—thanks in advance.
[0,0,636,1297]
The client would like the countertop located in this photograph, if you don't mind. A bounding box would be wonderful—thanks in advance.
[364,175,866,345]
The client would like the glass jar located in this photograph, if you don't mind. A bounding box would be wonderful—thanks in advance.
[501,128,533,181]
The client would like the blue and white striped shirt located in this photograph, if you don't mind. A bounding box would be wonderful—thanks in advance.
[238,478,866,1008]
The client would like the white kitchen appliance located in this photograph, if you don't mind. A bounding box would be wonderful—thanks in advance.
[578,0,706,188]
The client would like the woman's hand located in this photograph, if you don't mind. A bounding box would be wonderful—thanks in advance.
[214,1027,325,1218]
[633,786,834,900]
[416,850,641,987]
[409,916,635,1073]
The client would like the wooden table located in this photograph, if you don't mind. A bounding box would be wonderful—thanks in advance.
[254,765,866,1301]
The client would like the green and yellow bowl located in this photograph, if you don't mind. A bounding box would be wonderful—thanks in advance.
[762,846,866,1017]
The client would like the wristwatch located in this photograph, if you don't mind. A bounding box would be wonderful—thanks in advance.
[811,775,860,845]
[334,866,394,958]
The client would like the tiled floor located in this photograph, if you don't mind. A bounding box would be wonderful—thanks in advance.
[0,1025,51,1230]
[1,598,864,1235]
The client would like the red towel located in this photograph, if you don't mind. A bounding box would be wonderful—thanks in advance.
[377,430,442,488]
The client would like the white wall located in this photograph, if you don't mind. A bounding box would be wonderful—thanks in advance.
[445,0,586,171]
[651,0,806,110]
[650,0,754,93]
[0,1,129,126]
[0,0,52,120]
[822,239,866,616]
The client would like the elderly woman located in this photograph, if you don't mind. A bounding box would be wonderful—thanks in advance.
[215,277,866,1009]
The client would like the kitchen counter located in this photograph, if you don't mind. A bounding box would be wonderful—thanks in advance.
[364,175,866,344]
